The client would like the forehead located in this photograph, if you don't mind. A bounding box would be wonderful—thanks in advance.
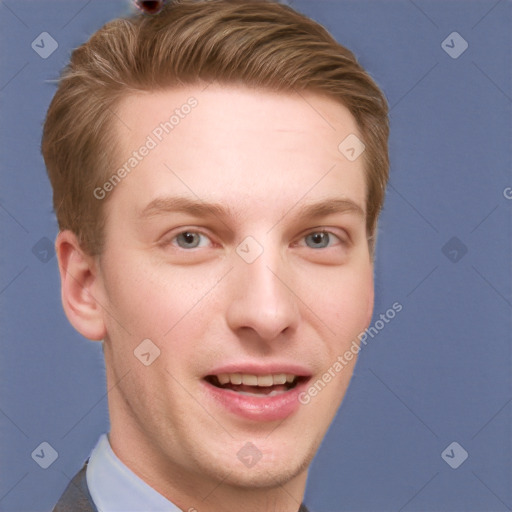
[115,84,360,152]
[108,85,366,219]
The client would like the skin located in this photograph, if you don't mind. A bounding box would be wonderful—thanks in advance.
[56,84,374,512]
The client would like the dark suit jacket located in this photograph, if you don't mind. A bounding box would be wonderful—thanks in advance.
[53,463,310,512]
[52,462,97,512]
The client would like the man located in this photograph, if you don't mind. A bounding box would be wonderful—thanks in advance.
[42,0,389,510]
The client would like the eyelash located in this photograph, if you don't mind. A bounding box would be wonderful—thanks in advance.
[162,228,347,250]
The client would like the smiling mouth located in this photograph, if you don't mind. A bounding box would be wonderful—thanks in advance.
[205,373,309,397]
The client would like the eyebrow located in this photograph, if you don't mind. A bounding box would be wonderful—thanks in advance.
[292,198,365,222]
[139,196,365,222]
[140,196,232,220]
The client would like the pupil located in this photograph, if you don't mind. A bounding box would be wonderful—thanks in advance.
[183,232,195,244]
[306,232,329,248]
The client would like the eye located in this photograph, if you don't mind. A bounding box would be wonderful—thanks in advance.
[172,231,210,249]
[303,231,341,249]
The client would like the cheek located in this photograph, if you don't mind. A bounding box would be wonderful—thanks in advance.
[310,265,373,344]
[100,255,223,344]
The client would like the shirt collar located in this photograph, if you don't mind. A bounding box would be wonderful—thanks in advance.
[86,433,183,512]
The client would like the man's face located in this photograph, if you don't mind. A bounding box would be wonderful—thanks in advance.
[94,85,373,491]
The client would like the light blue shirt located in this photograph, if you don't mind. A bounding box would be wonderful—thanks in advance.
[86,433,183,512]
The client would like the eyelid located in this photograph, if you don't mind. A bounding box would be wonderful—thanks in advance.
[158,226,350,249]
[296,227,349,246]
[172,232,210,248]
[159,227,215,248]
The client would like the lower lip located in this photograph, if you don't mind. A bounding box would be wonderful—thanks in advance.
[202,379,309,422]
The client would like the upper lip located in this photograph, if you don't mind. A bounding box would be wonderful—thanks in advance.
[205,362,312,378]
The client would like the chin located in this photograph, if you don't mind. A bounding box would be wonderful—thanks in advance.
[200,440,317,490]
[222,462,308,490]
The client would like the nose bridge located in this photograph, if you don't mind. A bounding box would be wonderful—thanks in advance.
[227,235,299,340]
[245,249,283,304]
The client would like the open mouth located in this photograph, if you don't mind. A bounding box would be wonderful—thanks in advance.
[204,373,309,397]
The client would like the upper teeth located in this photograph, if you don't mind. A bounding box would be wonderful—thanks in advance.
[216,373,296,387]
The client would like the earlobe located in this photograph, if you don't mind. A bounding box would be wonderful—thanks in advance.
[56,230,106,341]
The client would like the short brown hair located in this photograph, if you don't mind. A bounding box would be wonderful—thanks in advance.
[42,0,389,256]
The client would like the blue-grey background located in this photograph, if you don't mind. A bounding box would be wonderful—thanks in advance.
[1,0,510,510]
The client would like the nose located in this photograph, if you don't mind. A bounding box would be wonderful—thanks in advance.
[225,242,300,343]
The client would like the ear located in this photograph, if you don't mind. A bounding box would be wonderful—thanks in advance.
[55,230,106,341]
